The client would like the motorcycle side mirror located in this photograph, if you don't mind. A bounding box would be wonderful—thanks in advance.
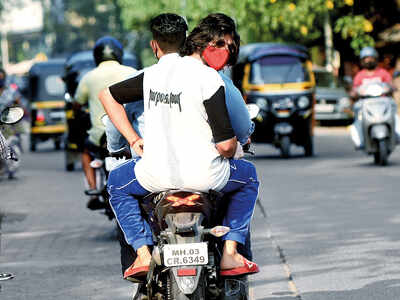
[247,103,260,120]
[0,106,24,124]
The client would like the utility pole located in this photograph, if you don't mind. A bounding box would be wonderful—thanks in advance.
[0,29,9,70]
[324,12,333,72]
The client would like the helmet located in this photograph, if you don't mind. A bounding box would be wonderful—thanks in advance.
[360,47,378,59]
[93,36,123,66]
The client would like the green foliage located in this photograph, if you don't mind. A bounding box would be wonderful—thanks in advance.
[117,0,375,57]
[334,15,375,54]
[42,0,127,56]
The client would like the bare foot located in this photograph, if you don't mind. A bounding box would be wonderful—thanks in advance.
[220,252,245,270]
[132,245,152,268]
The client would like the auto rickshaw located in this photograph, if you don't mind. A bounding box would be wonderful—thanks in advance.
[230,43,316,157]
[28,59,67,151]
[62,51,142,171]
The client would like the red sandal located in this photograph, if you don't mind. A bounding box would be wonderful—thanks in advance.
[220,258,259,276]
[123,264,150,281]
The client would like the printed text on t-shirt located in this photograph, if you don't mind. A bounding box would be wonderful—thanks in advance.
[149,89,182,112]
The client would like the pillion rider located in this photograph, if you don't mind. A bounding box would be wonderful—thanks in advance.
[100,13,260,281]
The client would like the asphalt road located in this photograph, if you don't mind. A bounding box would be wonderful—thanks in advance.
[1,126,400,300]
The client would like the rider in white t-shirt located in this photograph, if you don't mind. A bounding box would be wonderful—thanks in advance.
[100,13,259,281]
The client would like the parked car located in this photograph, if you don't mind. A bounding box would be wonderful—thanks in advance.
[313,67,353,123]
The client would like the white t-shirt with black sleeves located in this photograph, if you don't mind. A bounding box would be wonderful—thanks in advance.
[109,54,234,192]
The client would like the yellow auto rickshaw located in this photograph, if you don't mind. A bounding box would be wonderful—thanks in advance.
[28,59,67,151]
[230,43,316,157]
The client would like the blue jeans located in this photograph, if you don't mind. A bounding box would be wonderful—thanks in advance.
[108,158,259,251]
[105,101,145,154]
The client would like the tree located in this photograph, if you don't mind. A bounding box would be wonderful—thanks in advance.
[117,0,375,50]
[41,0,127,57]
[116,0,394,67]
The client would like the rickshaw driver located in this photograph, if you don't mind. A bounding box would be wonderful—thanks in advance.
[100,13,259,281]
[73,36,137,210]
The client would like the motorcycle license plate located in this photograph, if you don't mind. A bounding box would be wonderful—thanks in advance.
[163,243,208,267]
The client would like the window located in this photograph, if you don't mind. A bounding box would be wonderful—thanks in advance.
[249,56,310,84]
[44,75,65,97]
[314,71,342,88]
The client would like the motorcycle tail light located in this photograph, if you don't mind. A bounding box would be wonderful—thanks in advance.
[166,194,200,207]
[177,268,197,276]
[36,110,45,122]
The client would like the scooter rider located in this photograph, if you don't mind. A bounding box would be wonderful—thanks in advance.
[351,47,392,93]
[73,36,137,210]
[100,13,259,281]
[350,47,400,148]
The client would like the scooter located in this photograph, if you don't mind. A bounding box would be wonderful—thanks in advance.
[0,106,24,179]
[352,82,398,166]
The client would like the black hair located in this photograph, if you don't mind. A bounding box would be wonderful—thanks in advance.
[180,13,240,66]
[150,13,188,52]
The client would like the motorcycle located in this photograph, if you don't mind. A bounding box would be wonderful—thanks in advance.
[0,106,24,179]
[136,189,249,300]
[135,116,259,299]
[352,82,398,166]
[104,105,259,299]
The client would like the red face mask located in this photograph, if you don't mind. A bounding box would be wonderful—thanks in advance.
[202,45,229,71]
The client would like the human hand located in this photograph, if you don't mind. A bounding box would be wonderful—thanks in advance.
[130,138,144,157]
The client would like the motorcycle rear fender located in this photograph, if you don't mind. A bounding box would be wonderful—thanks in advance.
[170,266,205,295]
[162,213,208,295]
[370,124,389,140]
